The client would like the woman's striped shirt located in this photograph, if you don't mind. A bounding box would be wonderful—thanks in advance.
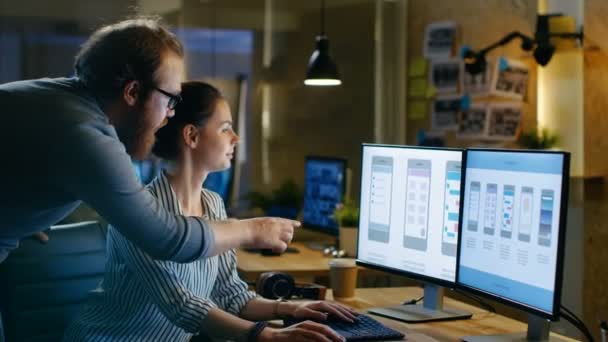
[63,172,257,341]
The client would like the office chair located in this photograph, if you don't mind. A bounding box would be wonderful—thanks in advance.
[0,221,107,342]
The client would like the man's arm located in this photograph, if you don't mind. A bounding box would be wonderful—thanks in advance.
[49,123,297,262]
[208,218,297,256]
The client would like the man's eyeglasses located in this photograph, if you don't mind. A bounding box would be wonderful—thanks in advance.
[152,86,182,110]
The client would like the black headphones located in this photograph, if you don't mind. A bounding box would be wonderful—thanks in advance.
[256,272,326,300]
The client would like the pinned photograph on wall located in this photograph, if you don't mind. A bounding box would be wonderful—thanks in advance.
[486,103,522,141]
[463,60,493,97]
[423,21,457,59]
[457,103,487,139]
[491,58,529,100]
[431,95,461,131]
[429,58,462,94]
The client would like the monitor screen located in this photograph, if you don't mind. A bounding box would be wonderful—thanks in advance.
[133,159,162,185]
[457,149,569,318]
[203,168,233,205]
[357,144,463,284]
[302,156,347,235]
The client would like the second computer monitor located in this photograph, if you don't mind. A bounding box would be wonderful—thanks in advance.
[358,144,463,284]
[457,149,569,320]
[302,156,347,236]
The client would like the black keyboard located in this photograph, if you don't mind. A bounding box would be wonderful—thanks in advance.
[283,313,405,341]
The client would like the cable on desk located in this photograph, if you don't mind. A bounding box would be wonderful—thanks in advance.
[560,304,594,342]
[561,304,585,328]
[451,288,496,313]
[402,296,424,305]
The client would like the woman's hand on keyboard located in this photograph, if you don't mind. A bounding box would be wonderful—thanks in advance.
[259,321,345,342]
[291,301,358,323]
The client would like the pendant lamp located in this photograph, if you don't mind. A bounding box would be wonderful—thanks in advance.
[304,0,341,86]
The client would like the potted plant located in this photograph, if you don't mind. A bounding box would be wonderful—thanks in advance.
[247,179,302,219]
[334,199,360,257]
[517,127,559,150]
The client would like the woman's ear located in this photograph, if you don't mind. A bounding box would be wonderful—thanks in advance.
[122,80,140,106]
[182,124,200,149]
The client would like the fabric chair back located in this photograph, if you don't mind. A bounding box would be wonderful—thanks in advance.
[0,221,106,342]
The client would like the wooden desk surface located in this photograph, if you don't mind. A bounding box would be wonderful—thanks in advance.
[325,287,576,342]
[236,242,333,282]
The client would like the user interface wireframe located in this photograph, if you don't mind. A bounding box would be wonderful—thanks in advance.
[358,145,463,283]
[458,150,567,316]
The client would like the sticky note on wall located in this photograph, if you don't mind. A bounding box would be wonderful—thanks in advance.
[408,57,428,78]
[408,100,427,120]
[408,78,427,98]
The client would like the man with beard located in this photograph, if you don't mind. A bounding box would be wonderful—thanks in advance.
[0,18,298,264]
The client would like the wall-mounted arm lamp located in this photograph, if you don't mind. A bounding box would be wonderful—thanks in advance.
[462,14,584,75]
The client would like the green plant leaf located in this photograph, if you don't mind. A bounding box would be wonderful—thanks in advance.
[334,198,360,227]
[247,179,303,211]
[517,127,559,150]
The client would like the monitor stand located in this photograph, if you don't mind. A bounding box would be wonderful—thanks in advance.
[463,314,571,342]
[368,284,472,323]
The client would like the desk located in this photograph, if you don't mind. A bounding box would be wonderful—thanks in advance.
[236,242,333,283]
[325,287,576,342]
[236,242,387,284]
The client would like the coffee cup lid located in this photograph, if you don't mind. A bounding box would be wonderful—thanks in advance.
[329,258,357,268]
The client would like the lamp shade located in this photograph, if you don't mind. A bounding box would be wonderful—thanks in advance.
[304,35,341,86]
[533,43,555,66]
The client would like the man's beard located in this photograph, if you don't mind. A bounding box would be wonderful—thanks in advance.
[116,107,157,161]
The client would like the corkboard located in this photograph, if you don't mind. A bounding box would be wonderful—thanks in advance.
[583,1,608,177]
[406,0,538,146]
[583,2,608,339]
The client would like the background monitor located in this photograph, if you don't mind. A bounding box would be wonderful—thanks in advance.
[302,156,347,236]
[457,149,569,341]
[203,168,234,205]
[357,144,471,322]
[133,158,163,185]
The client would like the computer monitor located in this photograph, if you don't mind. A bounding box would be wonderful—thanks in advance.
[357,144,471,323]
[457,149,570,342]
[302,156,347,237]
[204,168,234,206]
[133,158,163,185]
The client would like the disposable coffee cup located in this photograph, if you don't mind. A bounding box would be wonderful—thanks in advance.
[329,258,358,299]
